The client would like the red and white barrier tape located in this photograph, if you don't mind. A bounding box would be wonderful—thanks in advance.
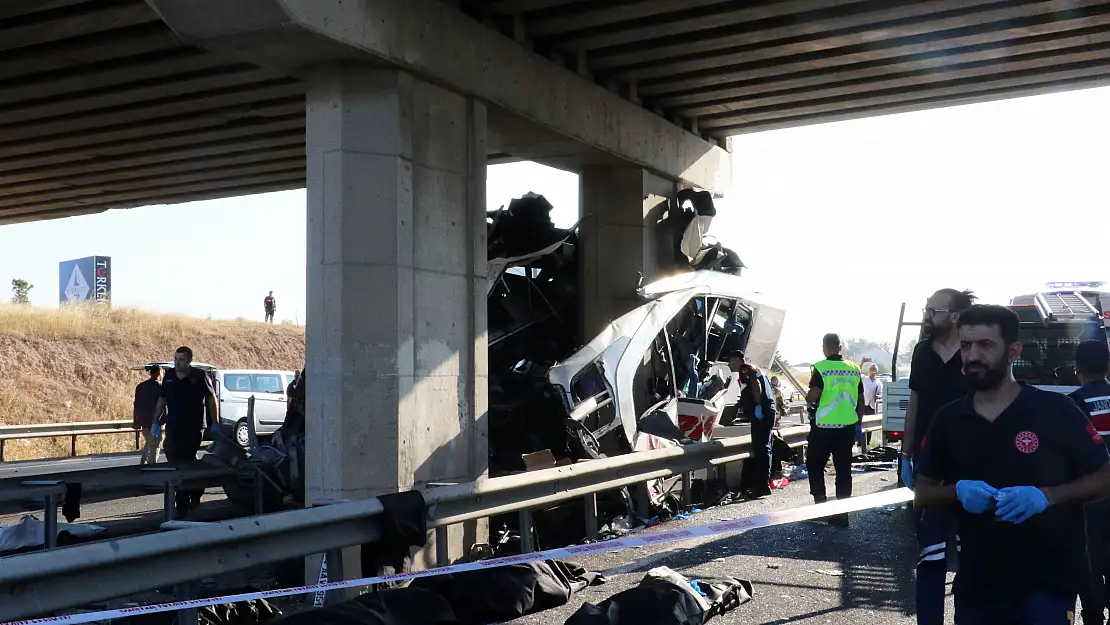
[2,488,913,625]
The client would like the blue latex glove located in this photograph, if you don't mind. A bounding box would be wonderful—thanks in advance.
[995,486,1049,524]
[900,457,914,489]
[956,480,999,514]
[151,421,161,439]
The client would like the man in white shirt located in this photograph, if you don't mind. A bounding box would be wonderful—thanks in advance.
[862,363,883,415]
[859,363,883,448]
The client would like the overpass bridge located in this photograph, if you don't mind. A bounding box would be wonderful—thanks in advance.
[5,0,1110,224]
[4,0,1110,570]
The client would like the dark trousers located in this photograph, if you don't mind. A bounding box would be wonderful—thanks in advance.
[954,591,1075,625]
[806,425,854,503]
[859,406,876,445]
[916,508,956,625]
[164,429,203,516]
[741,416,774,494]
[1083,501,1110,624]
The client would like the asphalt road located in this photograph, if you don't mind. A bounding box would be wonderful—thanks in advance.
[0,450,239,543]
[0,451,149,480]
[0,486,235,546]
[509,469,951,625]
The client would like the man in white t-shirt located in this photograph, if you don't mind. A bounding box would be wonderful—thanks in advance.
[859,363,883,448]
[861,363,883,415]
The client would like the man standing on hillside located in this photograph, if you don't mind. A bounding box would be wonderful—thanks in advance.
[152,346,218,518]
[264,291,277,323]
[132,365,163,465]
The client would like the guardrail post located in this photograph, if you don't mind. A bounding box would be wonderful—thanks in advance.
[426,483,455,566]
[583,493,598,540]
[43,493,59,550]
[681,471,692,507]
[435,526,450,566]
[634,483,651,519]
[311,547,346,607]
[135,430,141,451]
[0,439,5,462]
[164,482,178,522]
[175,582,198,625]
[70,435,77,458]
[253,468,265,516]
[518,509,535,553]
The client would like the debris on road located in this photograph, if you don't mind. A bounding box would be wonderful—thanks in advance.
[813,568,844,577]
[0,514,104,553]
[565,565,752,625]
[275,559,605,625]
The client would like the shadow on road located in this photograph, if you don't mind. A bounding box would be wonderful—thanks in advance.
[660,496,920,621]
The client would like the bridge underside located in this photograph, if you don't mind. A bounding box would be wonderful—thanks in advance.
[4,0,1110,224]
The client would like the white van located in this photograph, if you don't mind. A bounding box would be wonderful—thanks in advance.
[215,369,297,446]
[132,364,296,447]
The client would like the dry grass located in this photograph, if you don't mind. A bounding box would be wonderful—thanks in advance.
[0,303,304,461]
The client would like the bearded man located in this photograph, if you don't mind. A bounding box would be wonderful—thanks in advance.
[915,304,1110,624]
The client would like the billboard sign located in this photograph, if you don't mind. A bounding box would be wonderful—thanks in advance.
[59,256,111,306]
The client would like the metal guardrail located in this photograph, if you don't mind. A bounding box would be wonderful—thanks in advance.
[0,420,136,461]
[0,415,883,621]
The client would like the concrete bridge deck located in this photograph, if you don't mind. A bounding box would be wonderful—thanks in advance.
[5,0,1110,224]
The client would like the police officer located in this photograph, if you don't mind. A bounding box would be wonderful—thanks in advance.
[1070,340,1110,625]
[806,333,865,527]
[916,305,1110,624]
[151,346,218,518]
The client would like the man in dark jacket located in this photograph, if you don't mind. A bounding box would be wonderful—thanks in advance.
[729,350,777,499]
[1069,340,1110,625]
[264,291,277,323]
[133,365,164,465]
[152,347,218,518]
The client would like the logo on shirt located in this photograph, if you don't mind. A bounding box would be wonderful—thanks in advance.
[1087,422,1104,445]
[1015,430,1039,454]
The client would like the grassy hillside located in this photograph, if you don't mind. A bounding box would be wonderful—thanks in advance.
[0,304,305,461]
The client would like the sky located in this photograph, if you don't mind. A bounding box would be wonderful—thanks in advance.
[2,85,1108,363]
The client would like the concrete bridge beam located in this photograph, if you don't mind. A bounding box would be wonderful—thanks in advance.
[144,0,732,193]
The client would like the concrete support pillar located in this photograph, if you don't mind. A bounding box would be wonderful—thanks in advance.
[579,166,680,338]
[305,67,488,575]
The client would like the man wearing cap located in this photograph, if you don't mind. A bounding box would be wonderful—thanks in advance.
[1070,340,1110,625]
[806,333,865,527]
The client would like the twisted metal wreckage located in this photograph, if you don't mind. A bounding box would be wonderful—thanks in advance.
[214,190,785,527]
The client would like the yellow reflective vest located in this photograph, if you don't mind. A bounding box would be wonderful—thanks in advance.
[812,358,861,426]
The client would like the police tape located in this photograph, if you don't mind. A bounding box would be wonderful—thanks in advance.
[3,488,914,625]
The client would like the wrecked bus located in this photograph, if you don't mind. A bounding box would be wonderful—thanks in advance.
[486,191,782,475]
[221,191,784,512]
